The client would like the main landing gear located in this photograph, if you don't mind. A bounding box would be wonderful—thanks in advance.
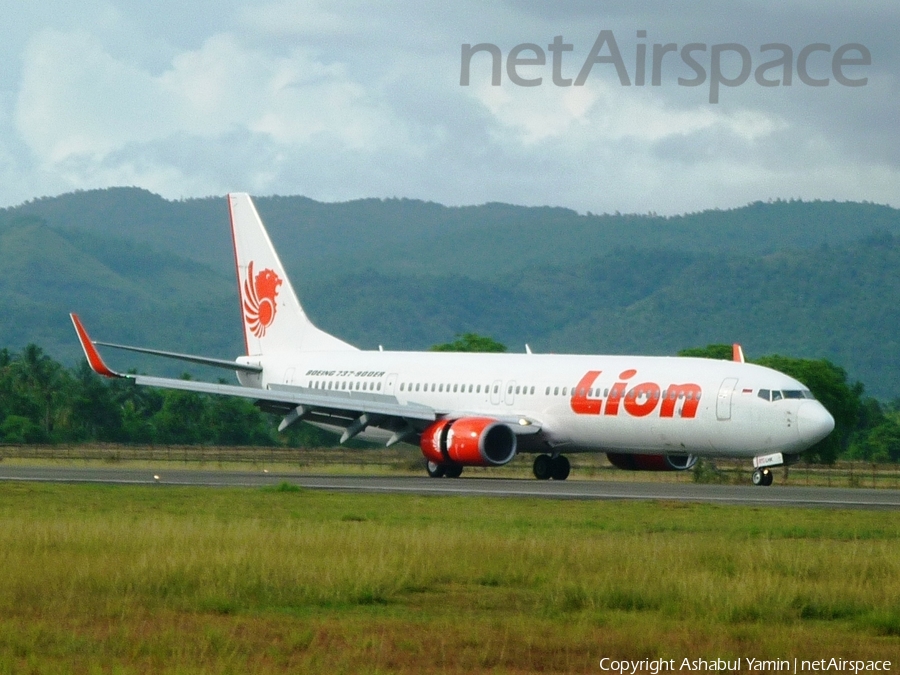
[751,468,774,486]
[533,454,570,480]
[425,460,463,478]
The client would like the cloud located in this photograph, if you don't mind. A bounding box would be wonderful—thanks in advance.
[0,1,898,213]
[13,24,422,199]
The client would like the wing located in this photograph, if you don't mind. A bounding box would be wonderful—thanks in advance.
[71,314,540,446]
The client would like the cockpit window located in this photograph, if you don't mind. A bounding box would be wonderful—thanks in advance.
[758,388,817,402]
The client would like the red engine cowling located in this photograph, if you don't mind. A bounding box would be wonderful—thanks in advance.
[420,417,517,467]
[606,453,698,471]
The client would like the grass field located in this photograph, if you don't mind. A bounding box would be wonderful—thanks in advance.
[0,482,898,673]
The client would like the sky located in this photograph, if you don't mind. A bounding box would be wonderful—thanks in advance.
[0,1,897,215]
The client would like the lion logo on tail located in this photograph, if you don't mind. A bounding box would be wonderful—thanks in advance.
[243,261,282,338]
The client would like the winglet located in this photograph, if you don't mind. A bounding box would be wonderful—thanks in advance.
[70,314,123,378]
[732,343,746,363]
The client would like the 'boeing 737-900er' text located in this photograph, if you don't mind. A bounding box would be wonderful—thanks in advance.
[71,194,835,486]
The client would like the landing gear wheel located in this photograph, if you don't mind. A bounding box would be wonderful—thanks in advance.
[445,465,463,478]
[550,455,571,481]
[533,454,552,480]
[426,460,446,478]
[752,468,773,486]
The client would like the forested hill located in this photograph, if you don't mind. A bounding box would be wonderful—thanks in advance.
[2,188,899,398]
[11,188,900,283]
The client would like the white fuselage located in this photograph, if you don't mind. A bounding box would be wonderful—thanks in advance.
[237,350,834,458]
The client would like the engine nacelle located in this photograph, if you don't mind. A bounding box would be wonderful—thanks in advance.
[420,417,517,467]
[606,453,698,471]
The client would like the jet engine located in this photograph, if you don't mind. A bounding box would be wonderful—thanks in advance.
[606,453,698,471]
[420,417,517,467]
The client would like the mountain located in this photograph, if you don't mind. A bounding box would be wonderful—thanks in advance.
[1,188,899,397]
[12,188,900,284]
[0,209,238,374]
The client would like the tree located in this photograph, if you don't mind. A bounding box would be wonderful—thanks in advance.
[151,387,208,444]
[677,344,734,360]
[4,344,71,442]
[204,395,274,446]
[853,419,900,462]
[71,360,121,441]
[430,333,507,353]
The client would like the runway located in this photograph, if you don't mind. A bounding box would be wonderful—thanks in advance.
[0,465,898,509]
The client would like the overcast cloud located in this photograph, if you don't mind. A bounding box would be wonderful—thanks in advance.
[0,1,896,214]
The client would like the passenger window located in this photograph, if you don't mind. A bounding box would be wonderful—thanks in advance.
[476,385,481,393]
[554,387,559,395]
[469,384,473,393]
[493,385,499,393]
[530,386,535,395]
[562,387,568,396]
[377,383,381,391]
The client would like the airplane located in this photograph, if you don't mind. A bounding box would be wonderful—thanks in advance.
[71,193,835,486]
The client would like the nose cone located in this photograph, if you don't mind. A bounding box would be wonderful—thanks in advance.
[797,401,835,446]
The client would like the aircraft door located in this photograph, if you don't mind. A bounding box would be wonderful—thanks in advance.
[490,379,502,405]
[385,373,397,396]
[717,378,738,420]
[504,380,517,406]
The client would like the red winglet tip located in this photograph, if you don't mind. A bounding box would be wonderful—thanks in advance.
[732,343,746,363]
[70,313,120,378]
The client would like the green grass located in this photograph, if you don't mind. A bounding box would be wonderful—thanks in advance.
[0,483,897,673]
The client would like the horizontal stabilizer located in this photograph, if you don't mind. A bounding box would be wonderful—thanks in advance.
[94,340,262,373]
